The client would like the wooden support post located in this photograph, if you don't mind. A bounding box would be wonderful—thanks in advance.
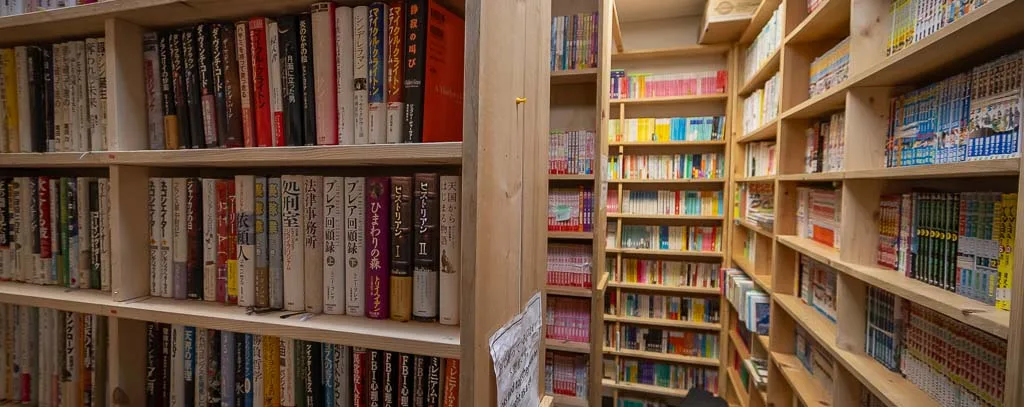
[105,18,147,151]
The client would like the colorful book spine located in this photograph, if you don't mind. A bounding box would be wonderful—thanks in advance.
[181,29,204,149]
[366,177,391,319]
[402,0,425,143]
[438,176,461,325]
[352,6,369,145]
[385,2,405,144]
[157,32,177,149]
[413,174,439,322]
[248,18,272,147]
[158,178,173,297]
[196,24,218,148]
[345,177,366,316]
[268,178,284,310]
[216,180,231,303]
[367,2,387,145]
[323,176,346,315]
[443,360,458,407]
[390,176,413,322]
[234,21,255,147]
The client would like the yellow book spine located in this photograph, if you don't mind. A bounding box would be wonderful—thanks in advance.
[264,336,281,407]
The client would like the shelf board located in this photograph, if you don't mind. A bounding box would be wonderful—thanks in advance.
[546,339,591,354]
[784,0,851,45]
[738,0,783,43]
[598,273,609,292]
[606,248,724,259]
[549,394,588,407]
[548,231,594,240]
[546,285,593,298]
[607,348,720,367]
[540,395,554,407]
[844,159,1020,180]
[736,119,778,143]
[730,329,751,361]
[727,365,749,403]
[756,335,770,350]
[735,175,776,183]
[0,0,183,47]
[609,140,727,147]
[604,314,721,331]
[549,174,596,181]
[738,48,781,96]
[611,44,730,61]
[610,94,728,105]
[550,68,599,85]
[607,213,725,222]
[602,380,689,398]
[607,281,720,295]
[776,235,840,267]
[0,282,461,358]
[733,254,772,293]
[771,352,831,407]
[735,218,774,239]
[0,151,112,167]
[774,293,940,407]
[780,83,848,120]
[777,172,844,181]
[732,254,755,273]
[609,179,725,185]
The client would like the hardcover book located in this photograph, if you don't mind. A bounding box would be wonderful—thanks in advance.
[368,349,382,407]
[345,177,367,316]
[365,177,391,319]
[255,176,270,308]
[277,16,304,147]
[236,175,256,307]
[367,2,387,145]
[298,15,316,146]
[203,178,218,301]
[281,338,296,407]
[159,178,173,298]
[304,175,325,314]
[181,29,204,149]
[386,2,405,144]
[401,1,425,143]
[323,176,346,315]
[196,24,218,148]
[221,23,245,148]
[336,7,356,145]
[249,17,273,147]
[282,175,305,312]
[169,32,192,149]
[186,178,203,299]
[234,21,255,147]
[439,176,461,325]
[173,178,187,299]
[312,2,339,145]
[144,32,165,150]
[412,174,439,322]
[352,6,370,145]
[390,176,413,322]
[268,177,284,310]
[422,0,464,143]
[266,20,285,147]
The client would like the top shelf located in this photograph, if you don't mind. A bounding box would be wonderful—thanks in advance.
[737,0,782,44]
[611,44,730,61]
[784,0,851,45]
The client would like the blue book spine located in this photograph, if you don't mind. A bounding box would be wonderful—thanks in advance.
[185,326,197,407]
[222,332,235,407]
[367,2,387,104]
[244,334,254,407]
[323,343,335,404]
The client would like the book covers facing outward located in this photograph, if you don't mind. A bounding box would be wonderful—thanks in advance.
[723,269,769,335]
[141,0,464,150]
[146,325,460,407]
[146,175,461,325]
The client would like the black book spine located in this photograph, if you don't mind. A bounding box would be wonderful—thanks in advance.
[425,357,441,407]
[412,355,425,407]
[170,31,192,149]
[207,329,221,407]
[383,352,397,407]
[197,23,218,148]
[234,331,246,404]
[402,0,427,143]
[184,327,196,407]
[27,46,45,152]
[146,322,160,407]
[278,15,303,147]
[42,45,54,152]
[296,340,307,407]
[390,176,413,322]
[161,324,172,407]
[368,349,382,407]
[220,23,244,148]
[398,353,412,407]
[182,28,205,149]
[412,173,439,322]
[211,24,227,148]
[297,15,316,146]
[304,341,323,407]
[186,178,203,299]
[158,32,178,149]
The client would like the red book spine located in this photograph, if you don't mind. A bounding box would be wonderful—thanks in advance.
[216,180,229,303]
[443,359,458,407]
[226,180,238,304]
[248,17,273,148]
[421,0,464,143]
[365,177,390,319]
[353,348,367,407]
[235,21,255,147]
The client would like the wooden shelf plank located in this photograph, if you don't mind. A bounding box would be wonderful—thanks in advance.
[0,0,184,47]
[603,380,690,398]
[609,179,725,185]
[607,213,725,221]
[546,285,593,298]
[771,352,832,407]
[607,281,720,295]
[550,394,588,407]
[784,0,851,45]
[548,231,594,240]
[609,140,727,147]
[844,159,1020,180]
[546,339,591,354]
[549,174,595,181]
[735,175,776,183]
[598,273,609,292]
[777,172,844,181]
[727,365,749,404]
[756,335,770,351]
[781,84,848,120]
[738,48,781,96]
[607,348,720,367]
[540,395,555,407]
[606,248,725,259]
[730,329,751,361]
[0,152,112,167]
[604,314,721,331]
[611,44,731,61]
[732,254,772,293]
[611,1,623,53]
[735,218,774,239]
[550,68,599,85]
[610,94,728,105]
[776,235,840,267]
[738,0,783,43]
[736,119,778,143]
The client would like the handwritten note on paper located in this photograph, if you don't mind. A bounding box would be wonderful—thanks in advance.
[489,292,543,407]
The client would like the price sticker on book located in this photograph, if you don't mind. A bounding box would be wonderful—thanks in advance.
[489,292,542,407]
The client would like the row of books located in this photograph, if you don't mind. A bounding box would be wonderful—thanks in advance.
[865,285,901,371]
[607,116,726,143]
[616,398,671,407]
[618,225,723,253]
[805,111,846,173]
[723,268,769,335]
[796,186,842,249]
[615,293,721,324]
[545,351,589,399]
[144,322,459,407]
[743,357,769,391]
[146,175,462,325]
[548,187,595,232]
[608,325,720,359]
[887,0,989,56]
[614,259,720,289]
[546,243,592,289]
[0,306,107,406]
[0,0,107,16]
[617,359,718,393]
[609,69,728,100]
[795,325,836,398]
[876,192,1016,309]
[742,7,781,82]
[798,255,838,323]
[0,177,111,290]
[742,73,780,135]
[608,153,725,181]
[143,1,463,150]
[744,141,777,177]
[809,37,850,98]
[549,129,595,175]
[608,189,725,217]
[0,39,107,153]
[886,50,1022,167]
[737,182,774,231]
[546,296,591,344]
[550,12,599,72]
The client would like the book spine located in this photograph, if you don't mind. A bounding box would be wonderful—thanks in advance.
[207,313,220,407]
[266,20,285,147]
[353,348,367,407]
[263,336,280,407]
[234,333,246,407]
[159,178,173,297]
[150,181,163,293]
[255,176,270,308]
[412,174,439,321]
[235,21,255,147]
[421,3,463,143]
[278,16,303,147]
[144,33,165,150]
[77,177,90,288]
[182,29,204,149]
[386,2,404,144]
[236,175,256,307]
[195,24,217,148]
[196,328,208,407]
[42,45,55,152]
[367,3,387,145]
[442,359,457,407]
[281,338,295,407]
[173,178,188,299]
[304,341,323,407]
[365,177,391,319]
[249,18,272,148]
[184,326,196,407]
[311,2,338,146]
[203,179,218,301]
[99,179,110,291]
[210,23,227,148]
[297,15,316,146]
[390,176,413,322]
[334,345,350,407]
[425,357,441,407]
[303,175,324,313]
[146,322,160,407]
[227,178,239,305]
[398,353,412,407]
[89,180,100,288]
[160,324,171,406]
[402,0,426,143]
[39,177,52,284]
[368,350,382,407]
[81,41,96,151]
[221,23,244,148]
[282,175,305,311]
[27,46,43,152]
[250,334,260,407]
[221,331,235,407]
[352,7,369,145]
[2,50,17,152]
[383,351,396,407]
[336,7,355,145]
[14,47,29,152]
[438,176,461,325]
[268,177,284,309]
[158,33,179,149]
[170,32,192,149]
[187,178,203,299]
[323,176,346,314]
[216,180,230,303]
[344,177,366,316]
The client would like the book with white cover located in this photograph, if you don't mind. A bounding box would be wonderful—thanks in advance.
[203,178,217,301]
[73,41,88,151]
[439,176,461,325]
[172,178,188,299]
[322,176,345,314]
[266,20,285,147]
[303,175,324,313]
[335,7,355,145]
[86,38,106,151]
[77,177,91,289]
[281,175,305,312]
[252,334,264,407]
[159,178,173,298]
[344,177,366,316]
[236,174,256,307]
[99,178,111,291]
[352,6,369,145]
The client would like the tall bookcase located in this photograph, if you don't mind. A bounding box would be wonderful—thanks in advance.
[0,1,552,406]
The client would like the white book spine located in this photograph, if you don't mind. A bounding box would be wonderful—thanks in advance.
[352,6,369,145]
[336,7,355,145]
[99,178,110,291]
[236,174,256,307]
[267,20,284,147]
[281,175,305,312]
[77,177,91,289]
[252,334,264,407]
[343,177,365,316]
[74,41,87,151]
[303,175,324,313]
[280,338,295,407]
[14,47,29,152]
[439,176,461,325]
[159,178,173,298]
[322,176,345,314]
[93,39,107,150]
[312,2,338,146]
[202,178,217,301]
[86,38,102,151]
[196,327,208,407]
[149,178,161,296]
[386,103,402,144]
[172,178,187,299]
[170,324,185,407]
[58,43,70,152]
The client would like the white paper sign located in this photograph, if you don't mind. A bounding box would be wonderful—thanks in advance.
[489,292,543,407]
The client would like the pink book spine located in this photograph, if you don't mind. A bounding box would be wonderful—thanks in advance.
[364,176,390,319]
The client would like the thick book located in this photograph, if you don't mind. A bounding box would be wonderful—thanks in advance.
[43,45,56,153]
[344,177,366,316]
[159,178,174,297]
[438,176,460,325]
[282,175,305,311]
[401,1,425,143]
[277,16,304,147]
[203,178,218,301]
[249,17,273,147]
[220,23,245,148]
[181,28,204,149]
[267,20,285,147]
[386,2,405,144]
[184,326,197,407]
[172,178,188,299]
[365,177,391,319]
[187,178,203,299]
[144,33,165,150]
[352,6,370,145]
[169,32,192,149]
[268,178,284,309]
[303,175,324,314]
[14,47,30,152]
[146,322,161,407]
[323,346,335,406]
[412,174,439,322]
[262,336,280,407]
[196,24,218,148]
[87,39,107,151]
[312,2,338,145]
[442,359,458,407]
[367,2,387,145]
[398,353,413,407]
[40,178,52,285]
[297,15,316,146]
[2,50,17,153]
[336,7,355,145]
[390,176,413,322]
[196,327,208,407]
[367,350,382,407]
[353,348,368,407]
[333,345,351,407]
[295,340,307,406]
[236,175,256,307]
[422,0,464,143]
[77,177,91,288]
[302,341,323,407]
[88,180,101,288]
[323,176,346,315]
[160,324,172,406]
[281,339,296,407]
[211,24,227,149]
[255,177,270,308]
[235,20,255,147]
[26,46,44,152]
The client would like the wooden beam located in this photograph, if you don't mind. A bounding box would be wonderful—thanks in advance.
[611,1,623,52]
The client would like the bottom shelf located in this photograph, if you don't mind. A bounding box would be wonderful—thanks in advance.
[771,352,831,407]
[550,394,589,407]
[603,379,689,398]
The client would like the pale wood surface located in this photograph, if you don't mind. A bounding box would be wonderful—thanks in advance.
[607,281,720,295]
[547,231,594,240]
[550,68,599,85]
[738,48,781,96]
[700,16,751,46]
[604,314,722,331]
[546,338,591,354]
[736,118,778,143]
[736,218,774,238]
[551,394,589,407]
[606,348,721,367]
[604,380,690,398]
[1005,156,1024,405]
[735,175,776,183]
[545,285,593,298]
[612,44,730,61]
[727,364,749,404]
[611,93,728,105]
[783,0,850,44]
[540,395,555,407]
[738,0,783,43]
[771,352,831,407]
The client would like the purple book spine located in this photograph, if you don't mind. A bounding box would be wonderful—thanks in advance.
[365,176,390,319]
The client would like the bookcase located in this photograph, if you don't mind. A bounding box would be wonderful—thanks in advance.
[0,0,553,406]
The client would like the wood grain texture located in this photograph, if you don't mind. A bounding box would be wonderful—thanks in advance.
[109,165,152,301]
[606,281,720,295]
[107,18,148,151]
[612,44,730,61]
[1005,157,1024,406]
[783,0,850,45]
[738,48,780,96]
[771,352,832,407]
[109,317,147,407]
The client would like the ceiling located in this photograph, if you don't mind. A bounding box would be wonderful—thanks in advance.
[616,0,706,22]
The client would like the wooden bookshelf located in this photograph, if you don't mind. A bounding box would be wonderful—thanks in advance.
[609,93,729,105]
[611,44,730,61]
[550,67,600,85]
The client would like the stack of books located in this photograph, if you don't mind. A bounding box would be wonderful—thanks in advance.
[798,255,838,322]
[546,243,592,288]
[742,7,782,81]
[621,293,720,324]
[616,259,720,288]
[804,111,846,173]
[618,359,719,393]
[619,225,722,253]
[609,69,728,99]
[796,186,841,249]
[742,73,780,134]
[609,153,725,181]
[548,186,594,232]
[723,268,769,335]
[744,141,777,177]
[546,296,591,343]
[546,351,590,398]
[550,12,600,72]
[549,129,595,175]
[616,189,724,217]
[608,116,726,143]
[809,38,850,97]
